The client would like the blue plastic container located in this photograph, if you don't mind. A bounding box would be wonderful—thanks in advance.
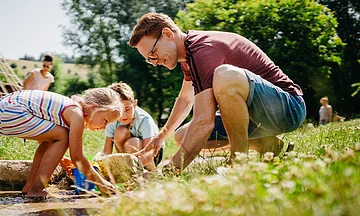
[73,167,98,194]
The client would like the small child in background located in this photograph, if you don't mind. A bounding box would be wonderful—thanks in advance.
[103,82,163,171]
[0,88,123,197]
[23,54,55,91]
[319,96,333,125]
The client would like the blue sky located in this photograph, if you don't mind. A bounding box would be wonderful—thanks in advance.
[0,0,72,60]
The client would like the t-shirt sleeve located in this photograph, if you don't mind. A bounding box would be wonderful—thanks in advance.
[138,117,159,139]
[105,121,117,138]
[180,62,192,81]
[28,68,38,76]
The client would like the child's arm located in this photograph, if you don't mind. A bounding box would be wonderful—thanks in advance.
[103,137,114,154]
[63,106,115,194]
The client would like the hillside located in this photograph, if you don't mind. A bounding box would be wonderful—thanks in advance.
[5,59,90,80]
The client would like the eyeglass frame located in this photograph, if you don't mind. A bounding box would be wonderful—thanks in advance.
[145,32,162,64]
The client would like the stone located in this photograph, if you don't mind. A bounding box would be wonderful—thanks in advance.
[0,160,32,190]
[96,153,144,183]
[0,160,64,191]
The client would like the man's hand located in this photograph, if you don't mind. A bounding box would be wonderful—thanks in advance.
[133,136,163,157]
[147,136,163,157]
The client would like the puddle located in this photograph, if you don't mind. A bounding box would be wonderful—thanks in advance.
[0,187,105,215]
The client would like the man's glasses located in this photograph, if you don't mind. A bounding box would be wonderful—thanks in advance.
[43,64,52,69]
[145,32,162,64]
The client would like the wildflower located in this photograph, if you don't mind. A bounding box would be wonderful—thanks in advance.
[234,152,248,164]
[263,152,274,162]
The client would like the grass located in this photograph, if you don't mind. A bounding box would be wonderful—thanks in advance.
[1,119,360,215]
[0,129,178,160]
[103,119,360,216]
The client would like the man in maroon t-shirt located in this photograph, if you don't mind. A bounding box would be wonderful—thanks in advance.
[130,13,306,172]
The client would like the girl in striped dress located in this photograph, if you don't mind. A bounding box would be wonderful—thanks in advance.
[0,88,123,198]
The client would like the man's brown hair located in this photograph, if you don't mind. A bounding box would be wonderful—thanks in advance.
[129,12,178,47]
[108,82,134,101]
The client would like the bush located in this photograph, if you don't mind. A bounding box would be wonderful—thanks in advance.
[10,63,17,69]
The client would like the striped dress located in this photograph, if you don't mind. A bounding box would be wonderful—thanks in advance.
[0,90,80,138]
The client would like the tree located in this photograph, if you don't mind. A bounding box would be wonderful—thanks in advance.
[61,76,90,96]
[61,0,187,125]
[48,56,65,93]
[19,54,35,61]
[319,0,360,117]
[176,0,344,119]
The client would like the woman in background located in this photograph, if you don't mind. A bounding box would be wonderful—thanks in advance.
[23,54,54,91]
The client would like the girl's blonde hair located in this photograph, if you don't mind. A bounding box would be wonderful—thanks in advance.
[72,87,123,116]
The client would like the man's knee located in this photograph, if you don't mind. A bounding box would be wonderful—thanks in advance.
[174,127,187,146]
[173,130,182,146]
[213,64,249,98]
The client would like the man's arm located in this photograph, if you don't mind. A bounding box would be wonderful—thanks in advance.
[160,79,195,137]
[171,88,217,170]
[138,79,194,156]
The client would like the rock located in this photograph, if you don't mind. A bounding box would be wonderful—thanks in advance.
[0,160,64,191]
[96,153,144,183]
[0,160,32,190]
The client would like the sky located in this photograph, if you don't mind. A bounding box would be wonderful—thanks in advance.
[0,0,73,60]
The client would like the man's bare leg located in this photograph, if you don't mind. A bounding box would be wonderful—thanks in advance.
[248,136,284,157]
[171,89,217,170]
[213,65,250,161]
[174,115,284,158]
[174,122,229,156]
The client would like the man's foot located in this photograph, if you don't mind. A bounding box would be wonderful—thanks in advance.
[286,142,295,152]
[260,136,284,157]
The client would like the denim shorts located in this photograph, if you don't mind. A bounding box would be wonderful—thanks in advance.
[209,69,306,140]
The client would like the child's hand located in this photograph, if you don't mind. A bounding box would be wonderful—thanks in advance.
[97,179,116,195]
[133,148,146,157]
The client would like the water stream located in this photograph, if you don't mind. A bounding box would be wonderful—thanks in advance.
[0,187,104,215]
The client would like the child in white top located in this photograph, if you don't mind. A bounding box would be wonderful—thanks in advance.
[103,82,163,171]
[319,96,333,125]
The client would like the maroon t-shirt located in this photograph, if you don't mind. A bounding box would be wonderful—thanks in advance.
[181,30,303,96]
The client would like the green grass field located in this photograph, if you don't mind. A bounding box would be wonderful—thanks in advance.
[1,119,359,215]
